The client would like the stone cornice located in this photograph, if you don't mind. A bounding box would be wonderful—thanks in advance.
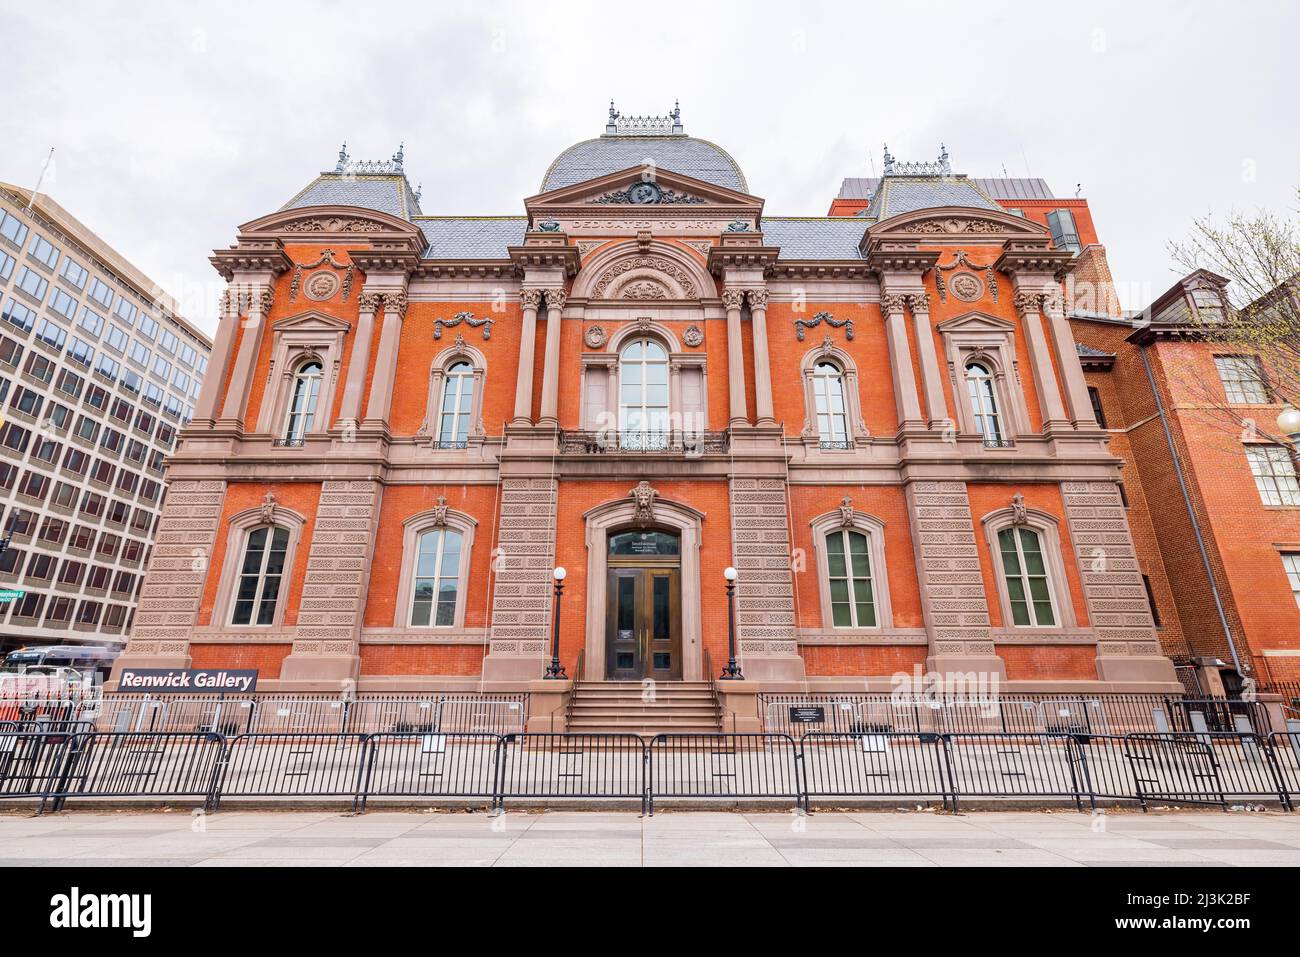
[766,261,877,281]
[994,240,1076,279]
[706,232,780,276]
[862,239,941,274]
[508,232,581,276]
[209,238,293,281]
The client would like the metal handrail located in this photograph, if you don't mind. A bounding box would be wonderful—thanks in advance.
[563,650,586,731]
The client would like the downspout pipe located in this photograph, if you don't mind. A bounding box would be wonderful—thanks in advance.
[1138,342,1243,673]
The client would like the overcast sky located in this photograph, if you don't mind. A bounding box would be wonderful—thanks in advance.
[2,0,1295,335]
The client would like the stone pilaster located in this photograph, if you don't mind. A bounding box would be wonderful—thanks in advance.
[723,287,749,427]
[905,480,1004,680]
[537,290,566,427]
[482,477,558,681]
[362,290,407,431]
[1012,288,1070,430]
[727,476,805,681]
[906,292,948,427]
[746,288,775,425]
[512,289,542,425]
[1042,289,1098,428]
[109,480,228,677]
[278,480,384,686]
[1061,481,1180,685]
[338,290,380,426]
[881,293,924,430]
[192,290,240,428]
[217,284,273,429]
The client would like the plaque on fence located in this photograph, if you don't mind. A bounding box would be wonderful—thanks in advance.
[789,706,826,724]
[117,668,258,693]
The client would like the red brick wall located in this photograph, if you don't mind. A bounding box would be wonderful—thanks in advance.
[189,643,291,673]
[997,644,1097,681]
[359,645,485,676]
[801,644,927,676]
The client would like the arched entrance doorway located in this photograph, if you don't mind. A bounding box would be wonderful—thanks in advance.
[606,529,681,679]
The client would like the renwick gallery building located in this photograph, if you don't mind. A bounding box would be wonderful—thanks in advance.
[113,106,1196,710]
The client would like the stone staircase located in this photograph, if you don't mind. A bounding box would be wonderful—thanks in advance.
[565,681,722,736]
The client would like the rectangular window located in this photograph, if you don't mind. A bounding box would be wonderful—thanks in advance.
[84,383,110,411]
[0,422,31,453]
[9,384,43,417]
[12,594,45,620]
[45,596,75,624]
[67,336,94,368]
[103,324,128,352]
[60,256,89,290]
[33,436,61,465]
[58,560,85,587]
[128,340,150,366]
[61,447,87,474]
[87,277,113,309]
[33,316,67,350]
[1046,209,1081,253]
[69,524,95,551]
[75,415,100,443]
[115,298,138,326]
[48,287,78,320]
[0,209,30,248]
[76,600,102,626]
[24,350,55,383]
[1247,446,1300,506]
[0,249,14,281]
[1215,355,1269,404]
[50,482,77,509]
[17,470,49,502]
[27,553,56,581]
[79,306,106,337]
[14,266,49,301]
[137,313,157,339]
[54,368,83,399]
[2,297,34,332]
[87,565,111,590]
[150,354,172,380]
[1283,553,1300,609]
[96,354,120,381]
[158,329,178,355]
[101,427,124,453]
[27,234,59,269]
[0,333,21,367]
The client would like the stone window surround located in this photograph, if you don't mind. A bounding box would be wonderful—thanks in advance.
[980,504,1078,635]
[937,313,1032,442]
[420,341,487,447]
[578,320,709,435]
[211,503,307,631]
[391,506,478,631]
[807,507,894,633]
[254,311,349,438]
[798,343,870,452]
[582,494,704,681]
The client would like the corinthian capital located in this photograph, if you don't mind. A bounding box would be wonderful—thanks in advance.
[543,289,567,310]
[905,292,931,314]
[380,290,408,318]
[721,288,746,310]
[520,288,543,310]
[1039,287,1064,315]
[357,291,383,314]
[880,293,909,315]
[1013,290,1043,316]
[256,285,275,315]
[745,288,769,309]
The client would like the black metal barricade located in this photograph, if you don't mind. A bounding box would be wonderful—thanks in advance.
[1124,732,1291,810]
[357,732,502,810]
[942,733,1087,811]
[213,733,370,810]
[496,733,648,813]
[648,733,802,813]
[44,732,226,811]
[1069,734,1141,807]
[1268,732,1300,797]
[0,730,79,808]
[799,732,951,809]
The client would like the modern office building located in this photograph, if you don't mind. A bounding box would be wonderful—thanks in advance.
[0,182,212,654]
[110,104,1186,719]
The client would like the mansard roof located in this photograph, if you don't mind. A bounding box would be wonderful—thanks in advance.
[862,176,1003,220]
[541,136,748,193]
[414,216,528,259]
[758,218,869,260]
[283,172,423,221]
[839,176,1056,202]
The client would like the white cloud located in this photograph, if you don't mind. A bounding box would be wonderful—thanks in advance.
[2,0,1295,333]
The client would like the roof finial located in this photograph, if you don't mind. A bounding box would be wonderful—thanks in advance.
[414,182,423,202]
[335,141,349,172]
[671,99,682,133]
[393,142,405,171]
[939,143,950,175]
[882,143,894,175]
[606,100,619,134]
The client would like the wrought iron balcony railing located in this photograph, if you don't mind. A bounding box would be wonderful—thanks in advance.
[981,436,1015,449]
[273,437,306,448]
[560,430,730,454]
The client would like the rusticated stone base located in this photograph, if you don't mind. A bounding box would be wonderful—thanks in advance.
[727,475,803,677]
[485,477,558,668]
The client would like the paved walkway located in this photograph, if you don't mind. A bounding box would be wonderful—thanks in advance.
[4,808,1300,866]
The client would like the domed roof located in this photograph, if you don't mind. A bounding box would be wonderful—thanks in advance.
[540,104,748,194]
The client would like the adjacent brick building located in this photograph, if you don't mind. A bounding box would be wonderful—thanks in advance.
[110,107,1182,696]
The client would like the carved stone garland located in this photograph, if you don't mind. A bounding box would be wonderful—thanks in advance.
[434,310,494,341]
[794,310,854,342]
[289,249,354,303]
[592,256,698,299]
[933,249,998,304]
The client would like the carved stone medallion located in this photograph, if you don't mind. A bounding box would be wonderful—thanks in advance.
[949,272,984,303]
[584,325,607,348]
[683,325,704,347]
[304,271,341,301]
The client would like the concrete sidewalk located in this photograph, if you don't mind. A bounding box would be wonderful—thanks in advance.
[2,808,1299,867]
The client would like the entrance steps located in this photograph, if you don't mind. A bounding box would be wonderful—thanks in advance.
[565,681,723,736]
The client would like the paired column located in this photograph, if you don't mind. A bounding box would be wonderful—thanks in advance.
[218,283,273,428]
[338,291,380,426]
[1041,289,1098,427]
[880,293,924,429]
[906,292,948,427]
[192,288,241,427]
[362,291,407,430]
[1013,290,1070,429]
[537,290,566,427]
[723,288,749,428]
[746,288,775,425]
[512,289,542,425]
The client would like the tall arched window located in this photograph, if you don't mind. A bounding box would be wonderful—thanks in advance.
[284,360,323,443]
[825,528,876,627]
[812,362,850,448]
[997,526,1056,626]
[965,360,1003,445]
[437,361,474,448]
[231,525,290,626]
[410,527,463,627]
[619,339,669,450]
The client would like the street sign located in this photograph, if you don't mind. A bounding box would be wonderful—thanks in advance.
[0,589,24,603]
[117,668,258,693]
[789,706,826,724]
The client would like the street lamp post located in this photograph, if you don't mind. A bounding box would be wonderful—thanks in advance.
[543,567,567,679]
[720,566,743,680]
[1278,405,1300,444]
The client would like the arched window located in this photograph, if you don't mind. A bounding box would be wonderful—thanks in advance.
[437,361,474,448]
[410,527,463,627]
[231,525,290,626]
[283,360,323,443]
[997,526,1056,627]
[618,339,669,449]
[812,362,850,448]
[825,528,876,627]
[965,360,1003,445]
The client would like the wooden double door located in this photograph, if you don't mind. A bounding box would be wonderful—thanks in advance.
[605,564,681,680]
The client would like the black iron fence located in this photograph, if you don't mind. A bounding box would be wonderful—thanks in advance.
[8,727,1300,814]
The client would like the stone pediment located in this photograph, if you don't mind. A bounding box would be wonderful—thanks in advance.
[271,309,353,332]
[935,311,1018,334]
[525,168,763,235]
[236,205,424,243]
[867,206,1049,243]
